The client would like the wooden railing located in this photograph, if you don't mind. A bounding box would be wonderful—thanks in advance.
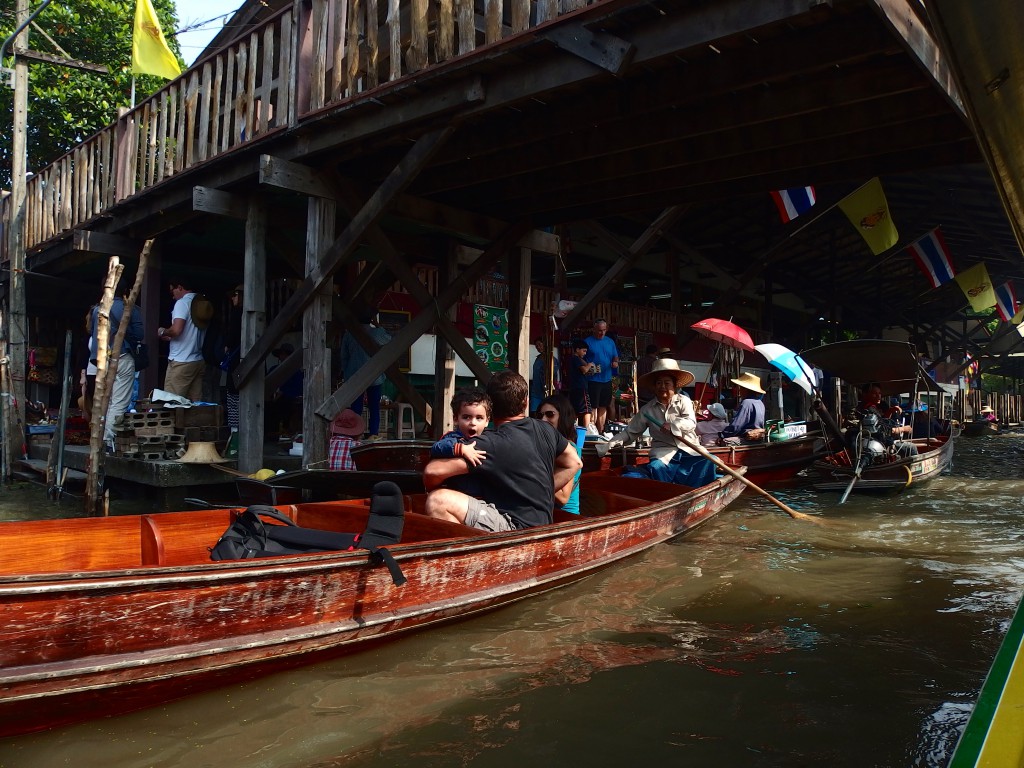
[20,8,294,251]
[301,0,589,111]
[14,0,605,254]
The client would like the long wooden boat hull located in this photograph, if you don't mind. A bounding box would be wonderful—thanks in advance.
[806,433,955,493]
[0,472,745,737]
[708,434,832,485]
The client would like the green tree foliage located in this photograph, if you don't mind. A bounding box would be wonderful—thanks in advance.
[0,0,182,188]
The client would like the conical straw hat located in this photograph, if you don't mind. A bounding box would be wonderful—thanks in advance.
[178,441,228,464]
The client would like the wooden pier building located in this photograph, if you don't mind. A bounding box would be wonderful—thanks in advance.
[3,0,1024,483]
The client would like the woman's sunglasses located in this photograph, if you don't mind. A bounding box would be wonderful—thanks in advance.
[539,410,558,418]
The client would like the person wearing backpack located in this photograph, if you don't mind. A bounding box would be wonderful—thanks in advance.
[157,277,211,402]
[90,276,144,446]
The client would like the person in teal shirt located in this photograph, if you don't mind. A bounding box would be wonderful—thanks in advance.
[536,394,585,515]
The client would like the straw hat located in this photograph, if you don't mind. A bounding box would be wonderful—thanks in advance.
[178,441,228,463]
[731,371,765,394]
[980,405,994,414]
[331,408,365,436]
[638,358,695,391]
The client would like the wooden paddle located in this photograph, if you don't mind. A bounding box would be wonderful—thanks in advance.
[638,412,819,523]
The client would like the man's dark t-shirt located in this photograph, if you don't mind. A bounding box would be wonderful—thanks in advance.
[450,417,569,529]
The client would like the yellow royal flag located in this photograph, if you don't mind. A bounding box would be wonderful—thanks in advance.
[1013,305,1024,325]
[955,262,997,313]
[132,0,181,80]
[837,177,899,255]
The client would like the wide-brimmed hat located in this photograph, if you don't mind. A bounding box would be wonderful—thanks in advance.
[178,441,228,463]
[731,371,765,394]
[707,402,727,420]
[657,347,673,357]
[331,408,365,436]
[638,359,695,391]
[980,405,995,413]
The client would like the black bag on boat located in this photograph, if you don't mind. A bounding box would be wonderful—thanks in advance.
[209,481,407,585]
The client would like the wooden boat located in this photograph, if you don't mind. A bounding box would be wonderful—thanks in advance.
[351,439,431,471]
[948,592,1024,767]
[587,426,831,484]
[803,433,955,493]
[0,471,745,737]
[358,432,826,486]
[709,433,833,485]
[960,420,999,437]
[799,339,957,495]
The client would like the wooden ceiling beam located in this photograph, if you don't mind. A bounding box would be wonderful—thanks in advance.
[417,80,945,198]
[479,114,971,218]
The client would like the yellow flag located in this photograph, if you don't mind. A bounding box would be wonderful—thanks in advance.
[955,262,997,313]
[132,0,181,80]
[837,177,899,255]
[1013,305,1024,325]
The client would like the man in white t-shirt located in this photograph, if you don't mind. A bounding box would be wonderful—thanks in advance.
[157,278,209,402]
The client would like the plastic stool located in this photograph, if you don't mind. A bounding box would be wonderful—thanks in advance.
[393,402,416,439]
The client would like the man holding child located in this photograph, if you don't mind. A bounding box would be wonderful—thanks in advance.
[424,371,582,532]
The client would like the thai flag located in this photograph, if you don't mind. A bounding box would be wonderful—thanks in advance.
[770,187,816,223]
[907,228,955,288]
[995,281,1017,322]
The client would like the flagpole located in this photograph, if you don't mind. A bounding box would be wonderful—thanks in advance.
[130,76,136,108]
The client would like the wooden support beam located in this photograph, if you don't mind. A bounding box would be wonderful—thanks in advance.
[317,220,530,421]
[329,179,493,382]
[238,197,268,474]
[72,230,141,257]
[433,244,459,438]
[508,246,531,382]
[333,300,435,431]
[542,27,634,76]
[233,126,453,388]
[302,195,334,466]
[193,186,248,219]
[390,194,560,254]
[561,207,684,330]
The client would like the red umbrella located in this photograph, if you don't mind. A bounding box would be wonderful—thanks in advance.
[690,318,755,352]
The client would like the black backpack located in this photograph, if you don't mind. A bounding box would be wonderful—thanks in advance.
[209,481,407,585]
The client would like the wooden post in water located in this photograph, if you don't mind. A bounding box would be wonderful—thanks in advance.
[84,244,151,515]
[85,258,122,515]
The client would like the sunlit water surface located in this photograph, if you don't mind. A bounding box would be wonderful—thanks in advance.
[2,434,1024,767]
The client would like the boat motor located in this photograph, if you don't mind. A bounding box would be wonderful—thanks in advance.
[854,413,888,466]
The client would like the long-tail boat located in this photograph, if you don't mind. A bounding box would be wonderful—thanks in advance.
[0,472,745,737]
[799,339,957,496]
[960,419,999,437]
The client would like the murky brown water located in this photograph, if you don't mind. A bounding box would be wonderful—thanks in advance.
[2,434,1023,767]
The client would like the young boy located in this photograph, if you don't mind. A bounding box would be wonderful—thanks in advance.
[568,339,596,431]
[430,388,492,465]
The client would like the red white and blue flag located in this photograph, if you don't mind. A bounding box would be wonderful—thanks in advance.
[995,281,1017,322]
[907,227,956,288]
[770,187,816,223]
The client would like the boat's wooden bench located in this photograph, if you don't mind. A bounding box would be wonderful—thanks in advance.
[0,516,145,576]
[141,510,237,566]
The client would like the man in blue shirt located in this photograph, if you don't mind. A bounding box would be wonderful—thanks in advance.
[584,318,619,434]
[721,371,766,443]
